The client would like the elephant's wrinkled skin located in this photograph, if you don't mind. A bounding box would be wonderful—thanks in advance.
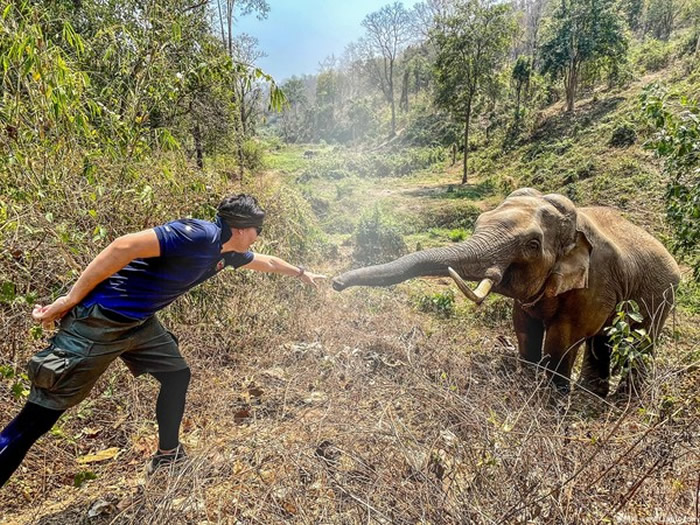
[332,188,680,395]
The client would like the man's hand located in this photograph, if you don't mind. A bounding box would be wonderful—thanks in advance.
[32,295,76,330]
[298,271,327,288]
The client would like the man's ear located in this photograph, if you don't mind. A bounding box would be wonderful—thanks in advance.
[544,230,592,297]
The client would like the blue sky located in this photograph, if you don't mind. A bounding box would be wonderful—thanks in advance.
[236,0,420,82]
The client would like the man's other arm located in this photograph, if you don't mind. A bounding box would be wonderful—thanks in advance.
[32,229,160,327]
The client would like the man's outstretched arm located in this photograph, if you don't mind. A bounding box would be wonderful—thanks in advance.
[242,253,326,287]
[32,229,160,327]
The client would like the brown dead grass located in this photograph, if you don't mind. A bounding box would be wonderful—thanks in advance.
[1,268,698,524]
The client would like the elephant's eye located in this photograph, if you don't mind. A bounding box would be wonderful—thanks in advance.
[527,239,541,251]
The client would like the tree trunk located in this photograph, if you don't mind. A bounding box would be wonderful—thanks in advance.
[232,90,245,178]
[462,100,471,184]
[227,0,235,56]
[451,143,457,166]
[400,69,409,112]
[239,87,247,136]
[193,122,203,170]
[565,66,577,113]
[389,61,396,137]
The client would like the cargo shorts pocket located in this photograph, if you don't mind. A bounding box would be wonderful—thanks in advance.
[27,343,90,391]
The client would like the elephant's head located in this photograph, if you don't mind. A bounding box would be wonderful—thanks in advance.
[332,188,593,305]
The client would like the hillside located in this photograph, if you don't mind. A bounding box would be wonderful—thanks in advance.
[1,58,699,525]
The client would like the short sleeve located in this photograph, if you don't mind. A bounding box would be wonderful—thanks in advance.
[153,219,216,258]
[224,250,254,269]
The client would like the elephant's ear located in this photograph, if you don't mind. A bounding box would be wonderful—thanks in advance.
[544,230,592,297]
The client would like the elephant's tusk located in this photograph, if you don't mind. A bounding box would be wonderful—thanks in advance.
[448,267,493,305]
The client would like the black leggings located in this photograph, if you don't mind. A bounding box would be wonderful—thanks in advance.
[152,368,191,450]
[0,402,64,487]
[0,367,191,487]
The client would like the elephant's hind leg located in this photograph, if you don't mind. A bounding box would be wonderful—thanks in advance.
[513,303,545,364]
[579,334,611,398]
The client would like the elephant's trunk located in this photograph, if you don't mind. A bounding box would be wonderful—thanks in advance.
[332,234,508,292]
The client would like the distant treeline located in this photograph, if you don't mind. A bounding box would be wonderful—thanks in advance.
[272,0,700,179]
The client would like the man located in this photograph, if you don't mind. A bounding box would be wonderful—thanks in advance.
[0,193,325,486]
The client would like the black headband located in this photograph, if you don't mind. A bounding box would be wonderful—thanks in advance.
[217,212,264,230]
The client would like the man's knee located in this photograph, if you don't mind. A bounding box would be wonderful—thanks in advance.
[152,367,191,392]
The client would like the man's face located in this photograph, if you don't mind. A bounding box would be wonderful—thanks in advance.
[231,227,259,252]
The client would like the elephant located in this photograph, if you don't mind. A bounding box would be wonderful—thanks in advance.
[332,188,681,396]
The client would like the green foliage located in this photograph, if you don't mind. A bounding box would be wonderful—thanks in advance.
[431,0,516,182]
[641,84,700,278]
[645,0,677,41]
[73,470,98,488]
[604,300,652,375]
[353,208,407,265]
[0,0,283,177]
[417,288,455,318]
[401,106,461,147]
[620,0,645,32]
[427,203,481,231]
[539,0,627,112]
[448,229,467,242]
[633,38,673,72]
[676,279,700,314]
[241,139,265,173]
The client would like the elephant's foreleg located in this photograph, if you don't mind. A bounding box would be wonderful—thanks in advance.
[542,321,585,393]
[579,334,611,397]
[513,303,544,364]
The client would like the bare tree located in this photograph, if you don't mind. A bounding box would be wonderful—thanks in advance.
[412,0,456,38]
[524,0,548,70]
[210,0,269,176]
[212,0,270,56]
[361,2,414,137]
[232,34,266,136]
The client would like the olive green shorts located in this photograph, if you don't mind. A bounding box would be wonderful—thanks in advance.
[27,304,188,411]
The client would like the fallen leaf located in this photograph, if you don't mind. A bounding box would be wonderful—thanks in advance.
[234,408,251,423]
[77,447,121,464]
[248,385,264,397]
[82,427,101,438]
[87,498,114,518]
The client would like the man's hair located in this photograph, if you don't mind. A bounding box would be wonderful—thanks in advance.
[217,194,265,229]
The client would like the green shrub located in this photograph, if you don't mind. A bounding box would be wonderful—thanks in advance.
[604,300,653,376]
[471,295,512,327]
[353,208,407,265]
[634,39,672,73]
[417,288,456,318]
[242,139,265,173]
[608,124,637,147]
[641,84,700,278]
[429,203,481,230]
[448,229,467,242]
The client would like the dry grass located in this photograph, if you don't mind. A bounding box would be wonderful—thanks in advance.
[1,274,698,524]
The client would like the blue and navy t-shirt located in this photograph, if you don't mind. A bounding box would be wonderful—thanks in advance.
[81,218,253,319]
